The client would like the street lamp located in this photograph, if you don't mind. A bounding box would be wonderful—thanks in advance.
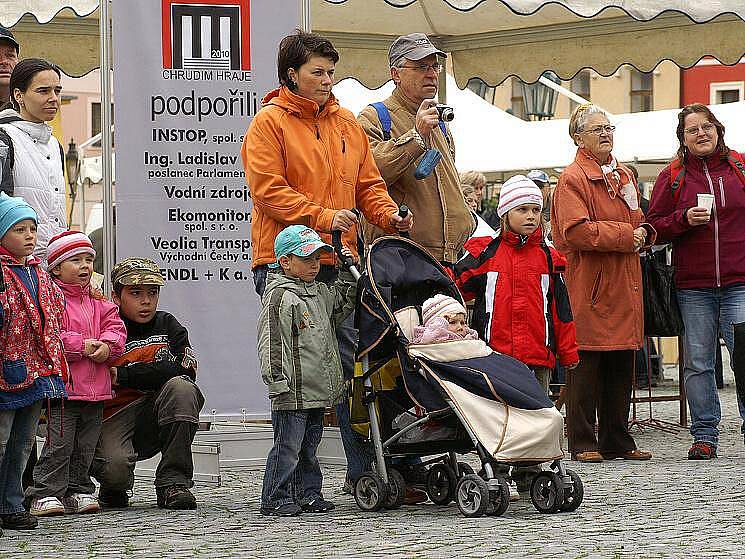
[66,138,80,225]
[521,71,561,121]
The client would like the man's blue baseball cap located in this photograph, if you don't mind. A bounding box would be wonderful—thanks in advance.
[527,169,550,184]
[270,225,333,268]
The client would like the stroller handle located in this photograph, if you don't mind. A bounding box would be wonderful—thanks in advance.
[398,205,410,239]
[331,215,361,281]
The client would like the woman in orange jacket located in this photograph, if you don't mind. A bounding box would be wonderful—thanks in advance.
[552,104,655,464]
[242,31,413,494]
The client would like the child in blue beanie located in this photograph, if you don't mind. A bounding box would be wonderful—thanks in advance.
[0,193,67,533]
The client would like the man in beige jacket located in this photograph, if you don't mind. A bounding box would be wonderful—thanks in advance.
[357,33,473,265]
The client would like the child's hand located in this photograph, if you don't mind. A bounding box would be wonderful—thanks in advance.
[89,342,111,363]
[566,362,579,370]
[340,246,357,266]
[110,367,118,385]
[83,339,97,356]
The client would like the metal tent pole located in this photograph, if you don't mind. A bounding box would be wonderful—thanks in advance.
[301,0,311,32]
[100,0,114,294]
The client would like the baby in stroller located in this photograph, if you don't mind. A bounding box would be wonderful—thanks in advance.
[412,294,478,344]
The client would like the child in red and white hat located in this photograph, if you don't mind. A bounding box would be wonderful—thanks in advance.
[27,231,127,517]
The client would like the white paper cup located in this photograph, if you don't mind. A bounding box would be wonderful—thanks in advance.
[697,193,714,215]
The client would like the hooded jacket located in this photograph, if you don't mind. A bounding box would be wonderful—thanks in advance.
[454,227,579,369]
[357,88,474,264]
[0,249,67,408]
[257,268,356,411]
[242,86,398,268]
[647,151,745,289]
[551,149,655,351]
[0,109,66,261]
[55,280,127,402]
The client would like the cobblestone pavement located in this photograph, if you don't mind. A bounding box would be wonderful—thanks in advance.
[2,379,743,558]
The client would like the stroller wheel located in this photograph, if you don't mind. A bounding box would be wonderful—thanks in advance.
[559,469,584,512]
[486,477,510,517]
[383,468,406,509]
[354,472,389,512]
[455,474,490,518]
[530,471,565,514]
[426,463,457,505]
[457,462,475,478]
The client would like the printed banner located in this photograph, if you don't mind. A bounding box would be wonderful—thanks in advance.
[112,0,299,417]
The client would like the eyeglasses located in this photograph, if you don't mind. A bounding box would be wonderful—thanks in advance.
[684,123,716,136]
[582,125,616,135]
[399,62,443,74]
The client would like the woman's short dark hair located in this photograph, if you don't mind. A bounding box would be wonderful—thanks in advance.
[276,30,339,89]
[676,103,728,162]
[9,58,61,112]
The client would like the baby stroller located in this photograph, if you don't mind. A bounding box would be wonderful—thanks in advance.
[334,232,583,517]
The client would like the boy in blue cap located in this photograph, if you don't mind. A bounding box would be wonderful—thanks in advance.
[257,225,357,517]
[0,193,67,534]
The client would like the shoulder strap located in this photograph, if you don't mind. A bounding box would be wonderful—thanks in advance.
[370,102,392,141]
[669,159,685,202]
[727,152,745,187]
[0,128,14,170]
[58,140,65,176]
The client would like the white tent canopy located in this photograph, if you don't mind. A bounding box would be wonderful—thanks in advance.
[334,75,745,173]
[314,0,745,86]
[4,1,745,83]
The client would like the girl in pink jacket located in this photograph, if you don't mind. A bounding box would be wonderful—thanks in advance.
[27,231,126,516]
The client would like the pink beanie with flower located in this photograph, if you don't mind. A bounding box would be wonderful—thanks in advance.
[421,294,467,326]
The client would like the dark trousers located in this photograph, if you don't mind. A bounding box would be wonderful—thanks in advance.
[566,350,637,457]
[261,409,324,510]
[26,400,103,499]
[91,376,204,491]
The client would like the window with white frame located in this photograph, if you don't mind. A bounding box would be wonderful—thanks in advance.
[709,81,744,104]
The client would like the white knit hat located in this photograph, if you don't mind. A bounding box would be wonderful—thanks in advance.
[497,174,544,218]
[421,294,467,326]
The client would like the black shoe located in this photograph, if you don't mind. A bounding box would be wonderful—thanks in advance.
[1,511,38,530]
[260,503,302,516]
[301,498,335,513]
[98,487,130,509]
[156,485,197,510]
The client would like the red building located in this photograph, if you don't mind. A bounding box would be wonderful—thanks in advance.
[681,57,745,106]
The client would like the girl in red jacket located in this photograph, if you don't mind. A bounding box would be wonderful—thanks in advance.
[27,231,126,517]
[454,175,579,391]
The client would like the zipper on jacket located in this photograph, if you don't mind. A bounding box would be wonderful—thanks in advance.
[315,123,320,140]
[703,160,721,287]
[341,134,345,154]
[82,292,97,400]
[718,176,726,207]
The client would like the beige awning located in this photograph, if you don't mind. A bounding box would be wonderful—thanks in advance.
[314,0,745,87]
[4,1,745,83]
[1,0,97,25]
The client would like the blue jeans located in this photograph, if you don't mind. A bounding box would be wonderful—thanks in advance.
[677,285,745,446]
[0,401,42,514]
[261,409,324,509]
[254,264,374,483]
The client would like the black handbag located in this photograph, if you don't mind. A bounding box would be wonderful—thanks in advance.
[641,250,685,337]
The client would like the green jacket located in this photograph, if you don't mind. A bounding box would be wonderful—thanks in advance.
[257,269,356,410]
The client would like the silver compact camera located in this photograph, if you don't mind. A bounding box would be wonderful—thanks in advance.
[435,104,454,122]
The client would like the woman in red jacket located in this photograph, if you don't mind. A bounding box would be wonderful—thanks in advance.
[647,103,745,460]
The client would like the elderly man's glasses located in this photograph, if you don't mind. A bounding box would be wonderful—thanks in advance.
[684,123,715,136]
[400,62,443,74]
[582,125,616,135]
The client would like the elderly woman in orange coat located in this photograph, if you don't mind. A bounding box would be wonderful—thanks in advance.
[551,104,655,463]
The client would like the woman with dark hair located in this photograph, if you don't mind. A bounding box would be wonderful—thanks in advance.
[241,31,413,513]
[552,103,655,463]
[647,103,745,460]
[0,58,66,261]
